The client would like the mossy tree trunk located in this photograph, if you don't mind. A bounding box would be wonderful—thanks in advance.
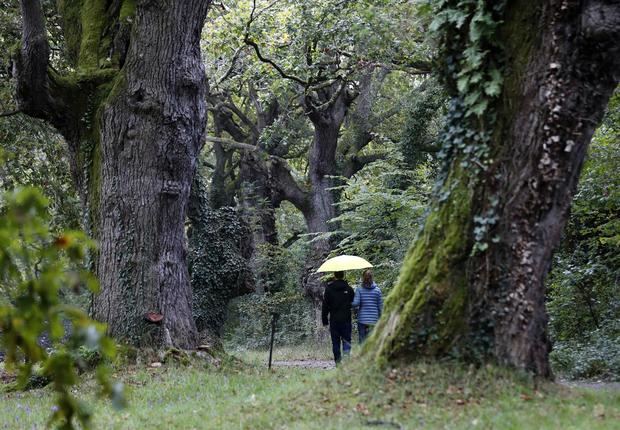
[367,0,620,377]
[15,0,211,348]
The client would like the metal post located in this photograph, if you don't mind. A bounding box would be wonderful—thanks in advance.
[268,312,279,370]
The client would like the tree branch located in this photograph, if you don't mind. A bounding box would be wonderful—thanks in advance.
[282,230,303,248]
[216,46,245,85]
[244,37,308,86]
[205,136,259,152]
[223,100,260,138]
[269,157,309,212]
[15,0,54,120]
[244,0,307,86]
[0,109,21,118]
[207,131,309,212]
[343,152,388,178]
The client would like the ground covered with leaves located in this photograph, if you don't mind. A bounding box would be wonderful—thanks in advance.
[1,347,619,429]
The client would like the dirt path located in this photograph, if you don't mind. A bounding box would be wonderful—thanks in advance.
[272,360,335,369]
[558,380,620,391]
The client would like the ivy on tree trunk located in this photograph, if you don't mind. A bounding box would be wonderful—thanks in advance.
[367,0,620,377]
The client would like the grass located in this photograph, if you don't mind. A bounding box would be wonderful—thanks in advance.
[1,347,619,429]
[230,343,333,365]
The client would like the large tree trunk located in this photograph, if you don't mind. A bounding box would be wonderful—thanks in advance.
[301,123,340,303]
[301,84,352,306]
[15,0,210,349]
[367,0,619,377]
[92,1,209,348]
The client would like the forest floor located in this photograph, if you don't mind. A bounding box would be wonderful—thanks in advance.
[1,345,619,429]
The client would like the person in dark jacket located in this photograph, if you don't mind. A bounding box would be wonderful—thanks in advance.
[321,271,354,364]
[352,269,383,343]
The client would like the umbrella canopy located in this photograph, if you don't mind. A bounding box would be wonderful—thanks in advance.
[316,255,373,273]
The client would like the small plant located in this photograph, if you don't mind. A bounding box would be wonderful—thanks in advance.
[0,187,124,429]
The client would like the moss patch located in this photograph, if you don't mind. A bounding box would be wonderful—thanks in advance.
[366,165,474,364]
[77,0,108,69]
[119,0,136,21]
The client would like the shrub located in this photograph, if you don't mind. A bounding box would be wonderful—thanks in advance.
[0,187,123,429]
[547,91,619,380]
[224,243,316,349]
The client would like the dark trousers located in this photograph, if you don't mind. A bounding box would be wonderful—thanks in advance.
[358,322,373,344]
[329,321,351,363]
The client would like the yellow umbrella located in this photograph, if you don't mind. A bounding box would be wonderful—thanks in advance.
[316,255,373,273]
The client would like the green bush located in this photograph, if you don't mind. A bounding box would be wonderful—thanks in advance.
[224,243,316,349]
[0,187,123,429]
[551,326,620,380]
[224,290,316,349]
[328,159,434,293]
[547,90,620,380]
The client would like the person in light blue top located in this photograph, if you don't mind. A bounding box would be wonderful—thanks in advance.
[352,269,383,343]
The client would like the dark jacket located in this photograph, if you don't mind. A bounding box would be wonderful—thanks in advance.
[321,279,354,326]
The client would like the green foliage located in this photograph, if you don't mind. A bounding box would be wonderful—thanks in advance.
[551,332,620,380]
[400,79,446,169]
[224,243,314,349]
[431,0,506,117]
[252,243,298,294]
[206,0,428,87]
[225,289,316,350]
[0,115,81,232]
[328,159,434,291]
[430,0,508,254]
[548,91,620,380]
[0,187,123,429]
[189,206,254,335]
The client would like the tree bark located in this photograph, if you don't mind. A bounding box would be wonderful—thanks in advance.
[301,82,353,306]
[93,0,209,348]
[341,68,391,178]
[367,0,620,377]
[15,0,211,349]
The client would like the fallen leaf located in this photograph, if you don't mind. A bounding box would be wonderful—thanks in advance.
[520,393,532,401]
[355,403,370,416]
[446,385,460,395]
[456,399,466,405]
[593,404,605,419]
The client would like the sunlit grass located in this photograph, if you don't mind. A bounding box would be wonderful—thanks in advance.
[1,346,619,429]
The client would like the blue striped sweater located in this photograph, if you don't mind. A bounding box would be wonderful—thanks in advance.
[352,282,383,324]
